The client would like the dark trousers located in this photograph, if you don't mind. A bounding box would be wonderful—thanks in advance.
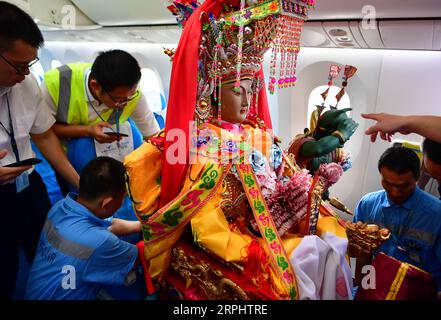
[0,171,51,300]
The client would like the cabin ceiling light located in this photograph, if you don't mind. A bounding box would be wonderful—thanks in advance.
[337,36,352,42]
[328,29,347,37]
[338,42,355,47]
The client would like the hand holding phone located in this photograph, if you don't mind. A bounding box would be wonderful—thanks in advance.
[0,151,38,183]
[105,132,129,138]
[3,158,42,168]
[90,122,116,144]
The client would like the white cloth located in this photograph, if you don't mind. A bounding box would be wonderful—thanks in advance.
[0,75,55,179]
[290,232,353,300]
[41,69,160,138]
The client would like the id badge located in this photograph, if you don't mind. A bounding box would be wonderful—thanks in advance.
[16,171,30,193]
[94,121,134,162]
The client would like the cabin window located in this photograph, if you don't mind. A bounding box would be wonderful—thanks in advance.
[140,68,166,128]
[140,68,165,113]
[306,85,351,128]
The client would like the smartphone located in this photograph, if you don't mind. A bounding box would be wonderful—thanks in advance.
[4,158,42,168]
[105,132,129,138]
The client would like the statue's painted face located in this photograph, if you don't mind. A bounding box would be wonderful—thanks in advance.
[220,79,253,125]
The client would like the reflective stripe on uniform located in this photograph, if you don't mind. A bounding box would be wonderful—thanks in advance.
[44,219,95,260]
[56,65,73,124]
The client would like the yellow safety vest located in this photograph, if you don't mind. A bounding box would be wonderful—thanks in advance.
[44,62,140,126]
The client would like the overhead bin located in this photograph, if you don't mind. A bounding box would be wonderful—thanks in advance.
[307,0,441,20]
[434,20,441,50]
[357,20,384,49]
[300,19,441,50]
[348,21,369,49]
[4,0,100,30]
[71,0,175,26]
[7,0,437,51]
[300,22,334,48]
[379,20,441,50]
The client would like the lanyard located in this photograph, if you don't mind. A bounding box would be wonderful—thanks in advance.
[85,74,123,149]
[380,191,422,252]
[88,101,117,132]
[0,94,20,161]
[88,101,122,150]
[85,73,120,135]
[115,109,120,136]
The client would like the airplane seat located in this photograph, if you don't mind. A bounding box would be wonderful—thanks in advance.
[67,117,143,175]
[153,112,165,129]
[32,143,64,205]
[153,93,166,129]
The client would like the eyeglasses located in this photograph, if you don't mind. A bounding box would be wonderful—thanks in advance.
[104,89,140,107]
[0,55,39,75]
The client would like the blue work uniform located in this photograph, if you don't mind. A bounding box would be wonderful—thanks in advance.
[354,187,441,290]
[25,193,138,300]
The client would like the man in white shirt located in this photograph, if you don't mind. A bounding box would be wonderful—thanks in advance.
[40,49,159,194]
[0,1,80,299]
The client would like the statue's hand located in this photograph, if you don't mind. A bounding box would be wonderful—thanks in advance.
[337,118,359,142]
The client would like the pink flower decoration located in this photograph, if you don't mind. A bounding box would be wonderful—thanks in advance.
[181,189,203,210]
[149,222,166,234]
[318,162,344,188]
[283,270,294,284]
[265,169,312,236]
[239,163,250,173]
[249,187,259,199]
[258,214,269,226]
[270,241,282,255]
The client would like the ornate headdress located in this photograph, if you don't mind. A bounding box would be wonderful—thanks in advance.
[196,3,280,126]
[161,0,314,206]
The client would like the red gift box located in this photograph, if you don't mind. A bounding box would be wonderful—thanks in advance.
[355,252,437,300]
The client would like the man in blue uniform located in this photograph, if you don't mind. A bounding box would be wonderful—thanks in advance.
[25,157,141,300]
[354,146,441,298]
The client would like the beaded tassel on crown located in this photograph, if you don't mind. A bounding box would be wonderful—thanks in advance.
[268,0,315,94]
